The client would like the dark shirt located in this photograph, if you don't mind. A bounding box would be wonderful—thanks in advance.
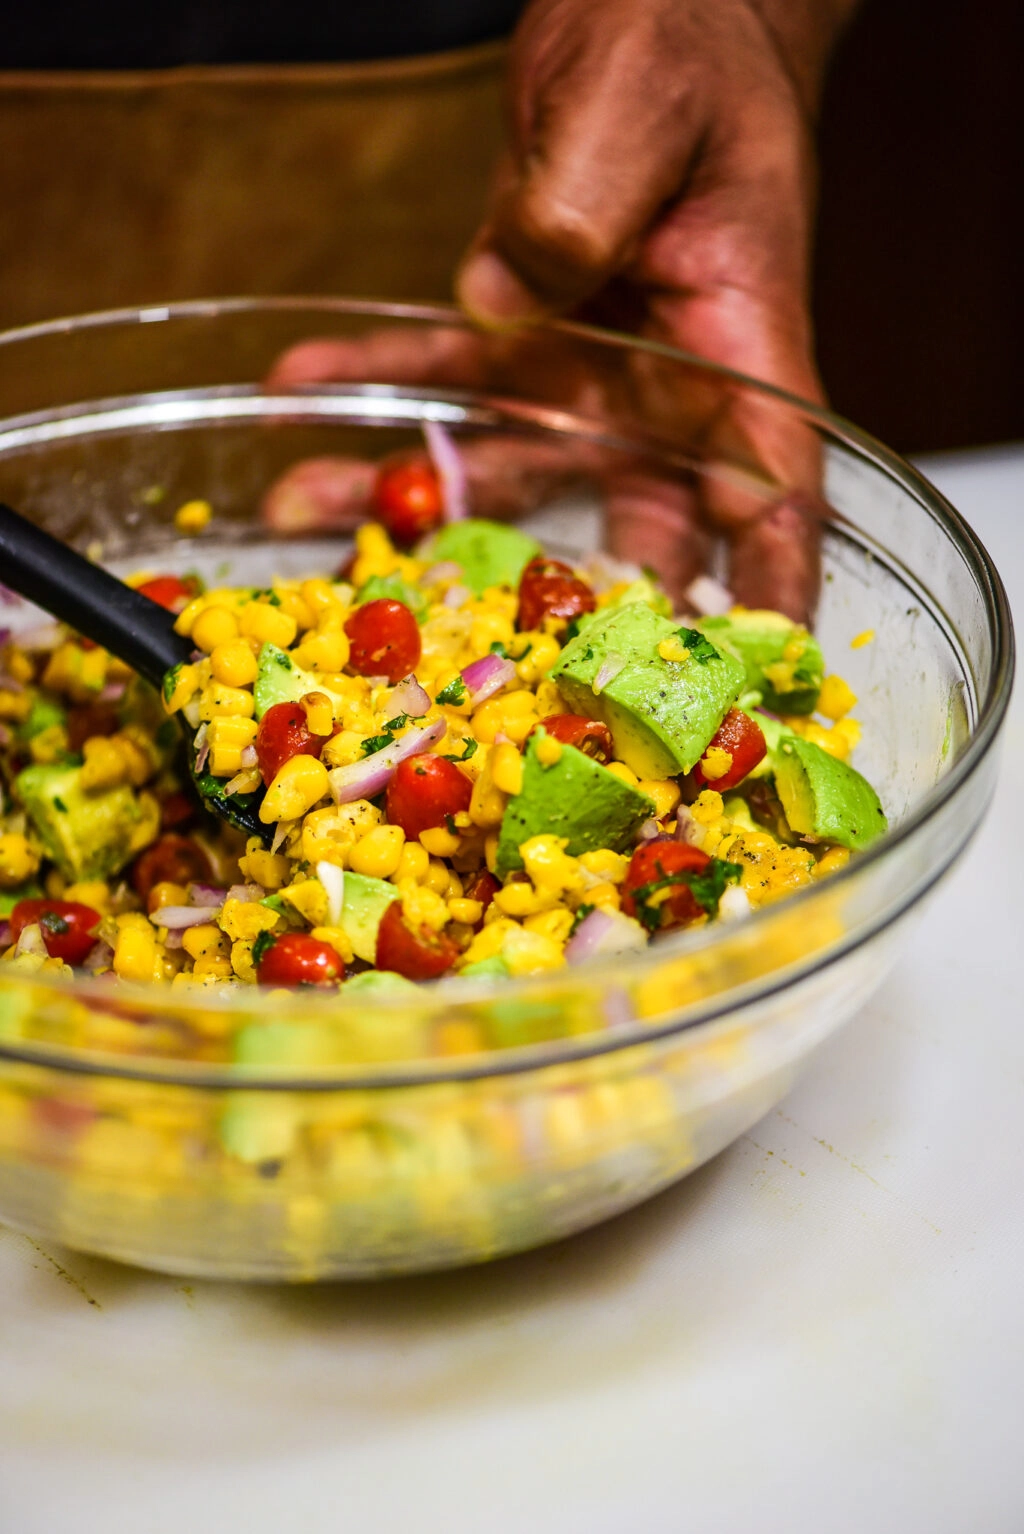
[1,0,524,68]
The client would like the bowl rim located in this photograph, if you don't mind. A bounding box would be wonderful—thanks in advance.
[0,296,1014,1090]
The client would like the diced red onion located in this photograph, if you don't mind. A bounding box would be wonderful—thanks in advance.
[637,817,662,842]
[157,904,223,928]
[0,921,10,948]
[226,883,265,904]
[240,743,259,769]
[98,679,127,703]
[270,820,292,854]
[17,622,64,651]
[718,885,752,922]
[753,705,782,723]
[83,939,114,972]
[443,583,471,609]
[389,674,430,718]
[0,628,9,648]
[316,861,345,927]
[422,561,462,584]
[494,731,513,746]
[162,929,184,950]
[423,420,468,523]
[461,652,516,707]
[193,723,209,773]
[328,717,447,804]
[187,882,227,906]
[0,724,11,749]
[223,768,261,796]
[14,923,48,957]
[190,648,204,664]
[0,585,20,607]
[684,574,734,616]
[0,673,24,694]
[676,804,706,849]
[565,908,649,964]
[592,653,625,696]
[584,552,641,592]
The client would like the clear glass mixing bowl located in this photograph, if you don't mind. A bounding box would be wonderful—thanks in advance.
[0,300,1012,1279]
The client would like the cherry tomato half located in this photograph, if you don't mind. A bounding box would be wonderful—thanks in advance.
[385,754,472,840]
[621,842,712,932]
[136,574,201,614]
[692,709,767,791]
[159,790,197,831]
[255,702,330,786]
[255,932,345,987]
[10,899,101,966]
[531,713,614,764]
[131,834,212,903]
[344,598,421,684]
[375,900,460,981]
[463,868,499,918]
[372,456,444,546]
[517,555,596,633]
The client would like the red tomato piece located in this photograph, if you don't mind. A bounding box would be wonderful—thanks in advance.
[344,598,421,684]
[621,842,712,932]
[463,868,499,915]
[10,899,101,966]
[159,790,197,831]
[131,834,212,903]
[255,932,344,987]
[65,701,121,754]
[372,455,444,546]
[385,754,472,840]
[531,713,614,763]
[375,900,459,981]
[517,556,596,633]
[692,709,768,791]
[136,574,201,614]
[255,702,329,786]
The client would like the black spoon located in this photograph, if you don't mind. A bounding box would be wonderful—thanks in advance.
[0,501,268,840]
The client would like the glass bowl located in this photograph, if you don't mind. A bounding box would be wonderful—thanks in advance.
[0,299,1012,1280]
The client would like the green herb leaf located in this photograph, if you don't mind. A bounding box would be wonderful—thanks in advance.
[52,797,68,814]
[360,733,394,757]
[630,857,742,930]
[568,902,596,937]
[39,911,70,937]
[162,666,181,706]
[676,627,721,665]
[488,641,509,657]
[436,676,467,706]
[251,929,277,967]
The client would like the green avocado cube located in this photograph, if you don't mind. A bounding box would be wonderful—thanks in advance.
[549,603,746,778]
[15,762,144,882]
[340,872,399,964]
[428,518,540,595]
[17,694,67,743]
[340,969,419,999]
[252,644,348,721]
[496,729,655,875]
[697,610,824,715]
[572,574,671,636]
[774,736,887,850]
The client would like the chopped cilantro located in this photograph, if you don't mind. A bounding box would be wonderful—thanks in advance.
[444,814,457,835]
[568,903,596,937]
[39,911,70,937]
[52,797,68,814]
[563,617,583,641]
[162,666,180,705]
[360,733,394,757]
[676,627,721,665]
[442,738,479,763]
[630,857,742,931]
[383,713,410,733]
[436,676,467,706]
[251,929,277,967]
[259,894,290,917]
[251,588,282,606]
[272,651,292,670]
[489,641,509,657]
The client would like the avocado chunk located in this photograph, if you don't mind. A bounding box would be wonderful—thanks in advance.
[354,571,428,622]
[17,694,67,743]
[549,603,746,778]
[232,1019,339,1069]
[252,643,347,721]
[428,518,540,595]
[572,574,671,636]
[774,736,887,850]
[340,872,399,964]
[496,728,655,875]
[0,879,44,917]
[697,610,824,715]
[340,969,419,999]
[737,705,793,779]
[15,762,144,882]
[457,955,510,981]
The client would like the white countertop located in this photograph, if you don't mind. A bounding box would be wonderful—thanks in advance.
[1,447,1021,1534]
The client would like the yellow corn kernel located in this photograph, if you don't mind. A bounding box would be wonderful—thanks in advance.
[0,833,40,887]
[521,834,584,895]
[28,724,69,765]
[494,881,550,918]
[300,577,342,619]
[468,750,507,829]
[514,632,561,684]
[502,926,565,976]
[3,647,34,684]
[61,879,108,913]
[126,792,161,856]
[638,779,680,818]
[585,881,621,911]
[471,691,538,746]
[657,634,689,663]
[484,832,500,873]
[420,824,461,858]
[394,841,430,884]
[534,679,566,716]
[850,628,875,650]
[815,846,851,879]
[301,691,334,736]
[218,898,279,943]
[209,638,258,688]
[44,868,65,899]
[817,674,858,722]
[293,628,352,674]
[691,789,724,824]
[206,714,259,777]
[422,858,452,896]
[174,498,213,534]
[0,688,31,723]
[163,662,201,714]
[460,915,519,966]
[198,681,255,722]
[112,924,159,983]
[181,924,230,962]
[579,848,629,883]
[490,741,524,796]
[240,844,292,889]
[533,733,562,769]
[191,605,239,653]
[231,939,257,982]
[301,801,381,866]
[400,883,449,933]
[831,717,862,755]
[348,824,406,878]
[80,735,130,792]
[523,907,574,944]
[148,880,189,913]
[259,754,330,823]
[309,926,355,965]
[605,761,640,788]
[698,746,733,782]
[272,588,316,632]
[351,521,401,585]
[280,878,328,926]
[192,955,234,979]
[173,594,207,638]
[238,600,297,650]
[469,612,515,658]
[448,897,483,926]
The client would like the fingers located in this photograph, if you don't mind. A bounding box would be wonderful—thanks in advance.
[606,472,711,607]
[262,457,376,534]
[264,326,489,392]
[727,492,823,625]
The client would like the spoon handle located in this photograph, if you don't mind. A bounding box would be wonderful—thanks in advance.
[0,502,193,688]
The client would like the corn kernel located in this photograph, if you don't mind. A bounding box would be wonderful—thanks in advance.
[698,746,733,782]
[850,628,875,650]
[206,714,259,777]
[231,939,257,982]
[422,858,452,896]
[636,779,680,818]
[192,955,234,979]
[448,897,483,925]
[4,647,34,684]
[490,741,524,795]
[280,878,328,926]
[293,629,351,673]
[657,635,689,663]
[502,926,565,975]
[309,926,355,965]
[191,606,239,652]
[468,751,507,830]
[348,823,406,878]
[274,589,316,631]
[198,681,255,722]
[420,825,461,858]
[174,498,213,534]
[817,674,858,722]
[521,834,584,895]
[523,907,574,944]
[241,844,292,889]
[579,848,629,883]
[585,881,621,911]
[44,868,65,899]
[80,735,130,792]
[484,833,499,874]
[301,691,334,736]
[515,632,561,684]
[301,801,381,865]
[63,879,110,912]
[831,718,862,754]
[113,924,159,983]
[300,577,343,619]
[400,883,449,933]
[815,846,851,878]
[605,761,640,788]
[148,880,189,913]
[394,841,430,884]
[495,881,550,917]
[691,789,724,824]
[534,679,566,716]
[239,601,297,649]
[163,662,201,714]
[471,691,538,745]
[209,639,258,688]
[173,595,207,638]
[28,723,69,765]
[216,898,278,944]
[0,688,32,722]
[259,754,330,823]
[533,733,562,768]
[181,924,230,962]
[0,833,40,887]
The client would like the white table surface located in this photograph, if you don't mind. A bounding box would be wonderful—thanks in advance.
[1,447,1021,1534]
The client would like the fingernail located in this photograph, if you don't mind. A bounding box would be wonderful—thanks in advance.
[457,249,543,328]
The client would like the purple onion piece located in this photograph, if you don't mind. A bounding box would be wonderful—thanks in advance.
[187,883,227,907]
[157,904,224,929]
[389,673,431,718]
[753,705,782,723]
[443,583,471,609]
[328,717,447,805]
[683,573,734,616]
[18,622,65,651]
[592,653,625,696]
[0,673,25,694]
[83,939,114,971]
[193,723,210,773]
[0,920,10,948]
[98,679,127,703]
[637,818,663,842]
[564,907,649,964]
[423,420,468,522]
[422,561,462,584]
[226,883,266,904]
[240,744,259,769]
[461,652,516,707]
